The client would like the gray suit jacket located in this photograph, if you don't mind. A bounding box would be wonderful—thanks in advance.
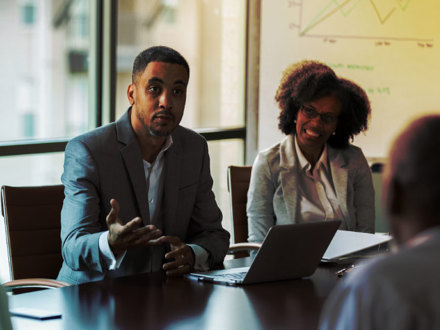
[57,109,230,284]
[247,135,375,243]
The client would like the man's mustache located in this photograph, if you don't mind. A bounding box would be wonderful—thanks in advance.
[152,110,174,120]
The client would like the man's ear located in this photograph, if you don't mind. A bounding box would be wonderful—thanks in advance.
[127,83,135,106]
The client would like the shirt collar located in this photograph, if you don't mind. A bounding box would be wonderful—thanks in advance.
[143,135,173,166]
[162,135,173,152]
[294,136,329,172]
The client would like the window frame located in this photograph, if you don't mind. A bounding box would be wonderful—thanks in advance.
[0,0,251,159]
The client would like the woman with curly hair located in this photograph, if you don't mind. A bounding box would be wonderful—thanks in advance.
[247,60,374,243]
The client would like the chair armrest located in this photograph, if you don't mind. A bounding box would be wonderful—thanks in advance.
[2,278,70,291]
[228,242,262,253]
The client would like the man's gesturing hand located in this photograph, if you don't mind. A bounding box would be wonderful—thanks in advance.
[106,199,162,257]
[160,236,195,276]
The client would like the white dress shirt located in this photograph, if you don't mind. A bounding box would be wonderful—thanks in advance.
[99,136,209,271]
[294,137,344,223]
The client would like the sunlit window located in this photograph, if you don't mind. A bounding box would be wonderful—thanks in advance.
[0,0,92,281]
[0,0,247,281]
[0,0,91,143]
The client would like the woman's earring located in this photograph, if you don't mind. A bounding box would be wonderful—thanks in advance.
[332,131,336,135]
[294,120,297,124]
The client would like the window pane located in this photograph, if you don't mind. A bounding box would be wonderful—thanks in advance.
[0,0,92,143]
[208,139,245,234]
[116,0,246,129]
[0,152,64,281]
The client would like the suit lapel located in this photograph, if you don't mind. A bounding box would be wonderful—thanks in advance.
[162,136,181,235]
[116,109,149,225]
[279,135,299,222]
[120,145,149,225]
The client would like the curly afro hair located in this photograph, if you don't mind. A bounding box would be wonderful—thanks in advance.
[275,60,371,149]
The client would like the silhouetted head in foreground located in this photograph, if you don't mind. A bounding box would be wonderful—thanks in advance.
[383,114,440,244]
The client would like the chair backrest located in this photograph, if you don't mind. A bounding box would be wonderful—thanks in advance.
[227,165,252,244]
[1,185,64,280]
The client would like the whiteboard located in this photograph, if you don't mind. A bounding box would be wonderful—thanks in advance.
[258,0,440,159]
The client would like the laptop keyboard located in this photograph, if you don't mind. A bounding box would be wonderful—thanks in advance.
[213,271,247,281]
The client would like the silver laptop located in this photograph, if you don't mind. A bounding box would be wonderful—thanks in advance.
[186,220,341,286]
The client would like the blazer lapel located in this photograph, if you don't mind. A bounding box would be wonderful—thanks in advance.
[162,138,181,235]
[328,146,349,223]
[279,135,299,222]
[116,109,149,225]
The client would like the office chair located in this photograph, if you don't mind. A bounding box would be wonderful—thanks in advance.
[226,166,261,258]
[1,185,69,292]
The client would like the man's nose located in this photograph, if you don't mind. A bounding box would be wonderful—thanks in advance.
[159,90,173,109]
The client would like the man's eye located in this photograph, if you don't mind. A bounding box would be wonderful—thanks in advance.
[174,88,184,95]
[148,86,160,94]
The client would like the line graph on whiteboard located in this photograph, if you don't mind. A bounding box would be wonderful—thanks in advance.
[287,0,437,44]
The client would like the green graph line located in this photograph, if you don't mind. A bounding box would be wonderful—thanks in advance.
[369,0,396,24]
[397,0,411,11]
[333,0,363,16]
[300,0,354,35]
[300,0,412,35]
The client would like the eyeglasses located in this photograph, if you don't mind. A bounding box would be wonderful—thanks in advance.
[300,105,339,124]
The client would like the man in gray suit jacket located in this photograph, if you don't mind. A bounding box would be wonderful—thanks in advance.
[57,46,230,284]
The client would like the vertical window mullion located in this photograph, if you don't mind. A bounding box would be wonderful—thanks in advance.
[89,0,103,128]
[101,0,117,125]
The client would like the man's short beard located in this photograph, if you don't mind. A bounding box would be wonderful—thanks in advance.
[135,110,172,137]
[149,127,171,137]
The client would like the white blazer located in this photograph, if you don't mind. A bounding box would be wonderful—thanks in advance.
[247,135,375,243]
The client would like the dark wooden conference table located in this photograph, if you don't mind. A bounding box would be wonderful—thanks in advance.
[8,258,356,330]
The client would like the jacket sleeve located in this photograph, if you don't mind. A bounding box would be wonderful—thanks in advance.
[247,152,277,243]
[60,138,107,273]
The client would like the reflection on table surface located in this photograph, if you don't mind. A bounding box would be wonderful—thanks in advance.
[8,256,377,330]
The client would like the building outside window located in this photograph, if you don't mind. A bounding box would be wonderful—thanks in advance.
[115,0,246,236]
[0,0,247,281]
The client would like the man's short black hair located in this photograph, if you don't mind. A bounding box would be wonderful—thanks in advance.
[132,46,190,83]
